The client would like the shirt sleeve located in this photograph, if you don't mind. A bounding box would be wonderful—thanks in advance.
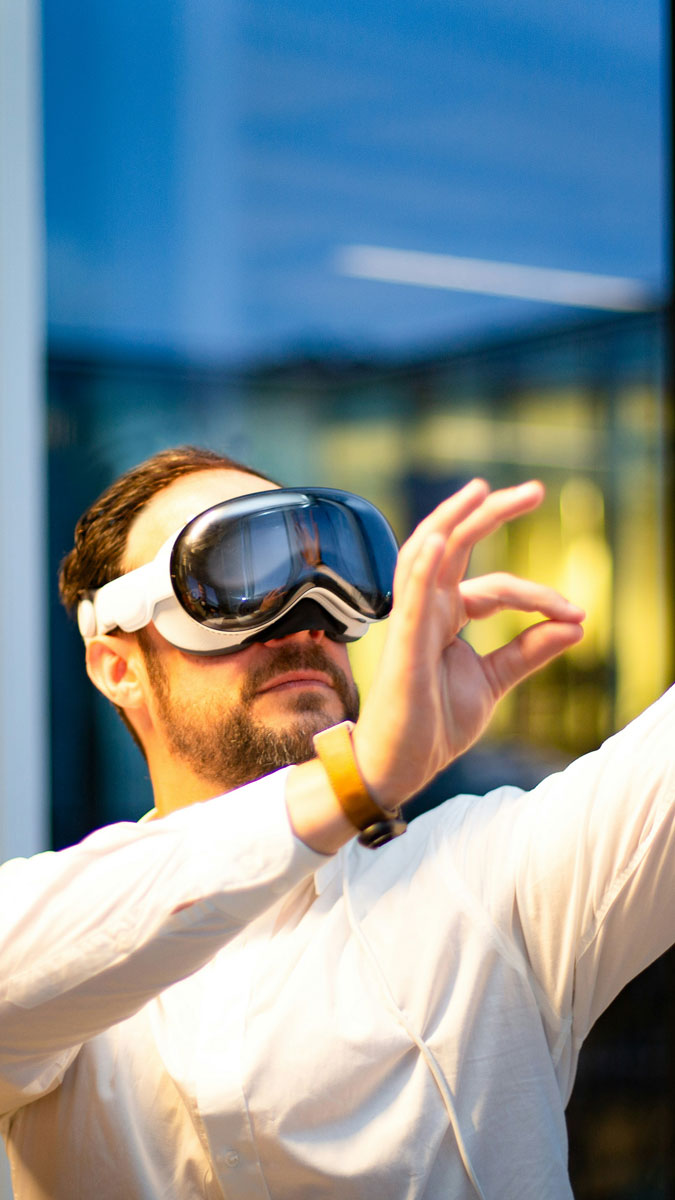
[0,767,326,1115]
[469,685,675,1040]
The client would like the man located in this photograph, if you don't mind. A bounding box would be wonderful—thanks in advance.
[0,444,672,1199]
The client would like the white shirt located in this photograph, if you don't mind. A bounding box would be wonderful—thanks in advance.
[1,688,675,1199]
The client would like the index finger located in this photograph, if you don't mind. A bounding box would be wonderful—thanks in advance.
[437,480,545,585]
[394,478,490,598]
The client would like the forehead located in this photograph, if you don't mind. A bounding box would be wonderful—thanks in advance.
[124,468,279,568]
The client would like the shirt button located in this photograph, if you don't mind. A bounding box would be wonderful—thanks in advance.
[224,1150,240,1168]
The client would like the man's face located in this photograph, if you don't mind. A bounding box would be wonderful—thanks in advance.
[124,469,360,793]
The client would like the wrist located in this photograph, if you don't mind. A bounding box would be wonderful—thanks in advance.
[285,758,355,855]
[350,721,403,812]
[313,721,407,848]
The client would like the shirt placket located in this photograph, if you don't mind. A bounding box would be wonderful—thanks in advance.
[193,931,272,1200]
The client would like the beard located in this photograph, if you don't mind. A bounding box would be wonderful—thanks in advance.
[141,637,360,792]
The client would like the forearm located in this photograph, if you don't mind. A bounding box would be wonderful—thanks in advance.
[511,683,675,1034]
[0,769,326,1107]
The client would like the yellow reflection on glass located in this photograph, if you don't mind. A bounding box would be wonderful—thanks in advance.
[558,478,612,663]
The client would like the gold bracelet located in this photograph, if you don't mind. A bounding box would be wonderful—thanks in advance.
[313,721,407,848]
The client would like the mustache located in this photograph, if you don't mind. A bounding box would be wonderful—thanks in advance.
[240,642,356,709]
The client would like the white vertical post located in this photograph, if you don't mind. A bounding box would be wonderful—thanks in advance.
[0,0,48,1194]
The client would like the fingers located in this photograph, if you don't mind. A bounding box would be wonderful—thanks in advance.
[462,568,586,698]
[436,481,544,585]
[394,479,489,597]
[459,573,585,623]
[390,481,585,685]
[395,479,545,600]
[393,531,447,644]
[482,620,585,700]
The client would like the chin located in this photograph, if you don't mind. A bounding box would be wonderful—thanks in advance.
[267,706,340,735]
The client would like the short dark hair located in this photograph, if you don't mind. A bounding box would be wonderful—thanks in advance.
[59,445,275,615]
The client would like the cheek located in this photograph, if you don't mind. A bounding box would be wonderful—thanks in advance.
[176,643,257,683]
[165,657,249,711]
[193,667,244,700]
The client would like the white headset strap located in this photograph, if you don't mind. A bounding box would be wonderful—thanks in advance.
[80,538,175,637]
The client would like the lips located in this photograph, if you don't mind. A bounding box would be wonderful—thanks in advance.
[255,670,335,696]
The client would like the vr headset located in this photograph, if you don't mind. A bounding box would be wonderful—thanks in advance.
[77,487,399,655]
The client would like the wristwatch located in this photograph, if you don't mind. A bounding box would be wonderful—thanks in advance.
[313,721,407,848]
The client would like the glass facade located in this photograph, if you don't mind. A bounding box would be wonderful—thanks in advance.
[43,0,665,358]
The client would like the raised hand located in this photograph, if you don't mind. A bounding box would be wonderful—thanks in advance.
[352,479,585,808]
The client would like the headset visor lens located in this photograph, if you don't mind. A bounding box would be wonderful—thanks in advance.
[170,490,398,631]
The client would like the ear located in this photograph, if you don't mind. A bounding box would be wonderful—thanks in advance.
[85,634,147,713]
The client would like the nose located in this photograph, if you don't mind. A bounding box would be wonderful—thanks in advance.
[262,628,326,648]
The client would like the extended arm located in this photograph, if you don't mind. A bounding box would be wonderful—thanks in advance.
[428,682,675,1100]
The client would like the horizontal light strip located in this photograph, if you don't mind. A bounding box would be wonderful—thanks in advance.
[335,244,654,311]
